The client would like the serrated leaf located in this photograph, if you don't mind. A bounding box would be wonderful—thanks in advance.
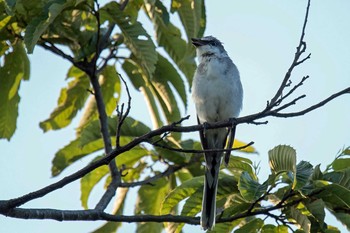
[0,42,29,140]
[101,2,158,77]
[238,171,267,202]
[144,0,196,82]
[268,145,297,187]
[135,177,169,233]
[234,218,264,233]
[40,66,90,132]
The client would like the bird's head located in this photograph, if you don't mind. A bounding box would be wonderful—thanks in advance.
[191,36,227,58]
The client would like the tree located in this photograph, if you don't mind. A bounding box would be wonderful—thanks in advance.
[1,0,350,232]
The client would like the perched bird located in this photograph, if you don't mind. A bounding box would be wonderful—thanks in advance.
[191,36,243,230]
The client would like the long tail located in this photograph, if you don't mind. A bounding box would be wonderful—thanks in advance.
[201,153,221,230]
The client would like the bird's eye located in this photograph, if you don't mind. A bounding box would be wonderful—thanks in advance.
[209,41,217,46]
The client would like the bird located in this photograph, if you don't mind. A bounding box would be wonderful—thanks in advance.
[191,36,243,230]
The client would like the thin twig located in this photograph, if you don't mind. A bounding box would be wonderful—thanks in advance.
[269,0,311,107]
[116,73,132,148]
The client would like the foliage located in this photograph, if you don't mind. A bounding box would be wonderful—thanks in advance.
[0,0,349,233]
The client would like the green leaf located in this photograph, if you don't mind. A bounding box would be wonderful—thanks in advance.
[304,199,325,227]
[238,171,267,202]
[153,53,187,108]
[171,0,206,41]
[161,175,202,215]
[332,158,350,171]
[135,177,169,233]
[171,175,239,233]
[144,0,196,82]
[79,115,151,148]
[268,145,297,187]
[51,137,103,176]
[287,207,311,232]
[316,183,350,209]
[80,156,109,209]
[40,66,90,132]
[101,2,158,77]
[224,155,256,179]
[122,58,163,128]
[234,218,264,233]
[261,224,277,233]
[323,168,350,189]
[294,161,314,190]
[77,65,121,132]
[0,42,29,140]
[24,0,79,53]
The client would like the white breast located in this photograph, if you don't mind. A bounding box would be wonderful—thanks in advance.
[192,56,243,124]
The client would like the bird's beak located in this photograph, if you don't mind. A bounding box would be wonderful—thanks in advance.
[191,38,208,47]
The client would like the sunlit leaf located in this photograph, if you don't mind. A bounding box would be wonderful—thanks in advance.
[0,42,29,140]
[232,139,257,153]
[40,66,90,132]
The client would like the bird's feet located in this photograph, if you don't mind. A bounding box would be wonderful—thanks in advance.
[202,121,210,138]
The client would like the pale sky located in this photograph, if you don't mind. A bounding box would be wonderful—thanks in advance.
[1,1,350,232]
